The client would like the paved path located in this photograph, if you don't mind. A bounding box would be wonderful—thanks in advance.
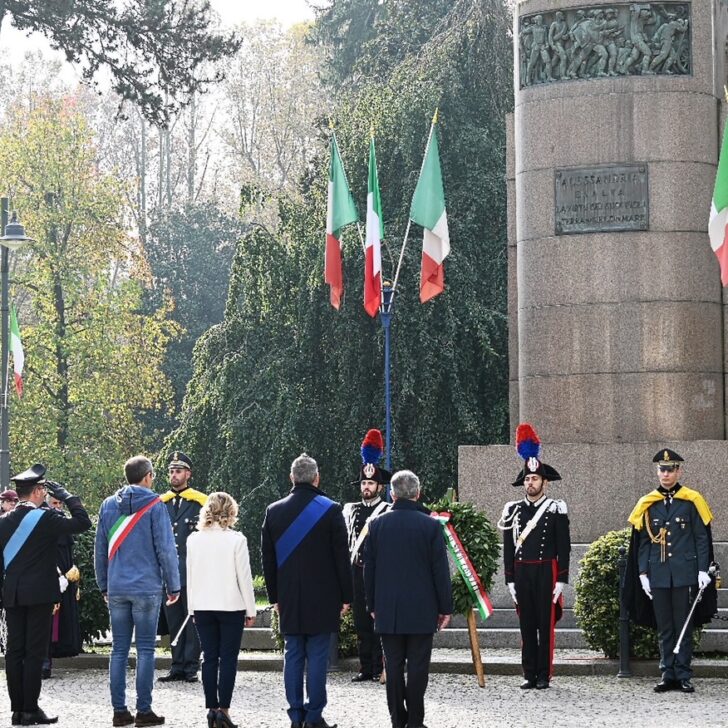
[4,669,726,727]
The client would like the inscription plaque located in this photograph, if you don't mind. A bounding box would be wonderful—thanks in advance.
[554,164,649,235]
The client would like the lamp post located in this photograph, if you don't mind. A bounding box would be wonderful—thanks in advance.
[0,198,32,489]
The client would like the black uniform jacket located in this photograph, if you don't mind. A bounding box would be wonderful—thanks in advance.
[162,487,206,588]
[0,498,92,608]
[502,497,571,584]
[363,498,453,634]
[261,482,353,635]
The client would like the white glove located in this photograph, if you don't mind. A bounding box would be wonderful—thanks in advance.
[507,582,517,605]
[552,581,565,604]
[639,574,652,600]
[698,571,711,590]
[58,574,69,594]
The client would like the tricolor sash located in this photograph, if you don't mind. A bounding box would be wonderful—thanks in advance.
[3,508,44,569]
[108,497,161,560]
[275,495,335,567]
[432,511,494,621]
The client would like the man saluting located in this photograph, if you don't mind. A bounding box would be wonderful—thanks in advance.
[0,464,91,725]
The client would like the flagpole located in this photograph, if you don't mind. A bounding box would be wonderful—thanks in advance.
[389,110,438,308]
[380,283,394,474]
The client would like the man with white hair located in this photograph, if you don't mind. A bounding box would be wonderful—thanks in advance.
[363,469,452,728]
[262,453,353,728]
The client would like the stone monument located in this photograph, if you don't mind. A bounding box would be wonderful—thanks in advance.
[459,0,728,649]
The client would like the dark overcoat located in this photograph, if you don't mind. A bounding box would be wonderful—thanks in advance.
[261,482,353,634]
[0,498,91,607]
[363,498,453,634]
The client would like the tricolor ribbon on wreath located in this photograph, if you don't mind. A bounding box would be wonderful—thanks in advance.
[431,511,494,621]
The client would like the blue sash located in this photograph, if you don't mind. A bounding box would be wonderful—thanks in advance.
[275,495,336,567]
[3,508,44,569]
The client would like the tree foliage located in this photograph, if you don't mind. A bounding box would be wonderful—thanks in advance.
[167,0,513,568]
[0,0,240,125]
[0,98,179,506]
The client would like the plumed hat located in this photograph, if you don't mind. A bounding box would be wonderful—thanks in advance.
[358,429,391,485]
[512,423,561,487]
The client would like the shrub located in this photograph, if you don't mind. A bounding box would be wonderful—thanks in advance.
[74,524,110,647]
[574,528,659,659]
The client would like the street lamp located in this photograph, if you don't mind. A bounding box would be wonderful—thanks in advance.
[0,198,32,488]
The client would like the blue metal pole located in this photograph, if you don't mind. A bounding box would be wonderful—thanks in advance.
[380,285,394,474]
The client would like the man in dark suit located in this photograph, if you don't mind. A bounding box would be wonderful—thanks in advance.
[628,448,713,694]
[262,453,353,728]
[157,451,207,683]
[0,464,91,725]
[363,469,452,728]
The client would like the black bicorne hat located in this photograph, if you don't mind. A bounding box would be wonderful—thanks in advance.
[512,424,561,487]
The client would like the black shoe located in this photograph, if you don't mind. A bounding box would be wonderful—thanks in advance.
[11,713,22,726]
[371,673,383,682]
[113,710,135,727]
[207,710,217,728]
[134,711,165,727]
[520,679,537,689]
[40,668,52,679]
[291,723,303,728]
[535,679,550,689]
[20,709,58,725]
[215,711,237,728]
[678,679,695,693]
[184,674,199,683]
[303,721,337,728]
[157,672,185,683]
[351,672,373,682]
[654,678,677,693]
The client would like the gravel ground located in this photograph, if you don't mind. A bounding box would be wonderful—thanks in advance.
[3,669,726,728]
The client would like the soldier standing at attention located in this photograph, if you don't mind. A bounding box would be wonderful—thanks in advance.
[627,449,713,694]
[498,424,571,690]
[342,429,391,683]
[157,452,207,683]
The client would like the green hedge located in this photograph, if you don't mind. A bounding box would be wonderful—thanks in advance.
[574,528,658,659]
[74,524,109,646]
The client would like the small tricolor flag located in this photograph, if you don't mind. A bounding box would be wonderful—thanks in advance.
[710,116,728,285]
[410,110,450,303]
[10,306,23,398]
[325,134,359,309]
[364,136,383,317]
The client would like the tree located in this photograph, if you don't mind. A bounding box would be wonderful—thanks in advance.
[141,202,245,442]
[0,97,180,505]
[168,0,513,569]
[0,0,240,125]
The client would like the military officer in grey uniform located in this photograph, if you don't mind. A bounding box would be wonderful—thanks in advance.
[628,449,713,693]
[157,452,207,683]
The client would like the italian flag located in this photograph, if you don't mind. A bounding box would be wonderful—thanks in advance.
[10,306,23,398]
[364,136,383,317]
[411,113,450,303]
[325,134,359,309]
[710,120,728,285]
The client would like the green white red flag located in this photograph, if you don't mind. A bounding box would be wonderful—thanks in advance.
[410,112,450,302]
[364,137,383,317]
[10,305,23,398]
[710,120,728,285]
[325,134,359,309]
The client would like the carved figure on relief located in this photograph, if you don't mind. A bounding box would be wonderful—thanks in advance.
[549,11,569,79]
[526,15,553,84]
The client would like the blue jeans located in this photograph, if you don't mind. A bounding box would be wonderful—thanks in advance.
[283,633,331,725]
[194,611,245,709]
[108,594,163,713]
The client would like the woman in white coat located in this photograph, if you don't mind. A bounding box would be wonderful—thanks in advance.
[186,492,256,728]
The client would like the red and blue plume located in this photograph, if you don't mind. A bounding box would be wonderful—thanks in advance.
[361,429,384,464]
[516,423,541,461]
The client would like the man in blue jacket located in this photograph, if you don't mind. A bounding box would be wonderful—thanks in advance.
[364,470,452,728]
[95,455,180,728]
